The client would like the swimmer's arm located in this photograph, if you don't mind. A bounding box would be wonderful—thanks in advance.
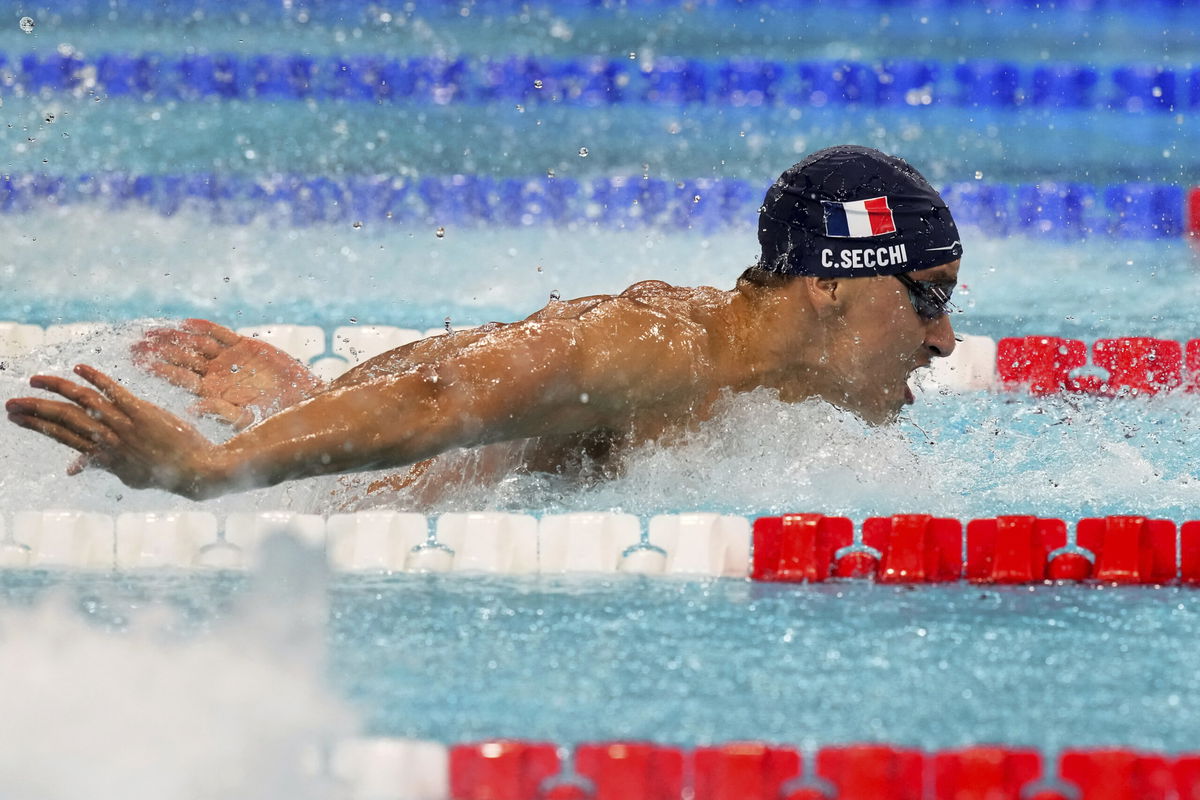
[18,307,700,497]
[8,314,697,498]
[201,318,687,494]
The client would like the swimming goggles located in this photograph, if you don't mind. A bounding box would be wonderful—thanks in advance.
[894,273,957,320]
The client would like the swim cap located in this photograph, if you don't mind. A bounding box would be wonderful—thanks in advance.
[758,145,962,278]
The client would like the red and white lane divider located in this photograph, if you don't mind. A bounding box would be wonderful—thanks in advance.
[5,509,1200,586]
[5,321,1200,395]
[318,738,1200,800]
[753,514,1200,586]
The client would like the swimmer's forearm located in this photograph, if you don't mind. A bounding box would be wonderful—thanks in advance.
[194,326,617,495]
[200,377,466,492]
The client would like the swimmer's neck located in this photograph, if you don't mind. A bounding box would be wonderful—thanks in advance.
[707,280,837,401]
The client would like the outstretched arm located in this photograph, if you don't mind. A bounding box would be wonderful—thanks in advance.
[7,309,705,499]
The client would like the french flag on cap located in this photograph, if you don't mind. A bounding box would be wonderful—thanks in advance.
[822,196,897,238]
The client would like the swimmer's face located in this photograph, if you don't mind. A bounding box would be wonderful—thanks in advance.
[821,260,959,424]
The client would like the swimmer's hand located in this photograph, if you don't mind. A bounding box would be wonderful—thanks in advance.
[133,318,323,430]
[6,365,226,500]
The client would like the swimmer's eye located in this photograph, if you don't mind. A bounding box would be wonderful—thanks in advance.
[894,273,958,320]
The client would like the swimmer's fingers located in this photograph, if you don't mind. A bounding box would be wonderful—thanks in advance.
[189,397,255,430]
[139,327,224,355]
[135,328,223,361]
[141,360,202,393]
[180,318,243,346]
[71,365,150,419]
[133,340,211,375]
[7,414,111,474]
[6,397,122,454]
[25,374,133,431]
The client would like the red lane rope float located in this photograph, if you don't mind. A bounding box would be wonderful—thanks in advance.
[997,336,1188,396]
[446,742,1200,800]
[751,514,1199,585]
[1188,187,1200,239]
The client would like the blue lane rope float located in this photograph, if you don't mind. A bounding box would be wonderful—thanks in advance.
[0,173,1189,238]
[2,53,1198,111]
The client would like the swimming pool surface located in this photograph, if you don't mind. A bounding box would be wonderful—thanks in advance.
[2,0,1199,793]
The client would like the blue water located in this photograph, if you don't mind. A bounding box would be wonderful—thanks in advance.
[5,569,1200,753]
[2,0,1200,785]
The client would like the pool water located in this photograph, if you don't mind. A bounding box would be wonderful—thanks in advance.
[2,0,1199,793]
[5,566,1200,755]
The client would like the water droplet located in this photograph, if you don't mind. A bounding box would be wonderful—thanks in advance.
[693,194,701,204]
[546,168,555,178]
[628,51,637,60]
[352,220,362,229]
[533,79,544,89]
[578,147,589,157]
[974,170,983,180]
[349,317,358,324]
[536,265,543,272]
[230,364,240,373]
[549,290,561,301]
[44,113,54,124]
[435,226,446,238]
[19,16,34,33]
[515,104,525,112]
[223,276,230,283]
[443,316,452,332]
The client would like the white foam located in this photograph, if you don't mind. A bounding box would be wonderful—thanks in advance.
[0,537,358,799]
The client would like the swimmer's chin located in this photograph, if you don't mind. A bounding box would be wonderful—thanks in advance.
[866,385,915,426]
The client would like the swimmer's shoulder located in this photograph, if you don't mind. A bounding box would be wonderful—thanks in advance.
[519,281,674,321]
[522,282,717,339]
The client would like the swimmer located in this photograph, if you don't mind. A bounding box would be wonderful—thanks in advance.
[6,145,961,500]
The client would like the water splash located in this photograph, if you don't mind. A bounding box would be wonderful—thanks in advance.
[0,535,358,799]
[5,326,1200,519]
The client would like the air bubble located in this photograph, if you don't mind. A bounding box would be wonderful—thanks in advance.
[546,168,555,178]
[578,147,589,157]
[974,170,983,180]
[230,364,240,373]
[19,16,34,33]
[435,226,446,238]
[443,317,452,332]
[533,79,543,90]
[352,221,362,229]
[549,290,561,301]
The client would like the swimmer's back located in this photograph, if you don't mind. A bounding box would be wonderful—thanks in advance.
[335,280,723,412]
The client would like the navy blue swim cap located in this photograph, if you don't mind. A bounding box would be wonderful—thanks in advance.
[758,145,962,278]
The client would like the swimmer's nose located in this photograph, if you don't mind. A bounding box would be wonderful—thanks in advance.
[925,313,956,358]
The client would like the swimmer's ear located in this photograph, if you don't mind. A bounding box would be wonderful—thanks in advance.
[804,276,844,315]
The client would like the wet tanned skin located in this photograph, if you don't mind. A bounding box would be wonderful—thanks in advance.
[5,261,958,500]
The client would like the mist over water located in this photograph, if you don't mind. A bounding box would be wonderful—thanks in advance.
[0,537,357,799]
